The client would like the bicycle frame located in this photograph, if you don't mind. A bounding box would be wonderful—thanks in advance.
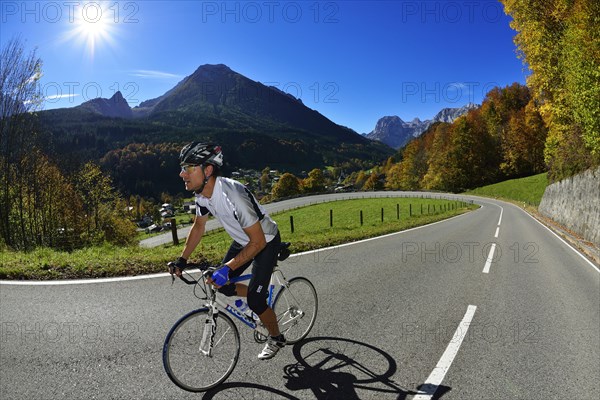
[198,268,288,336]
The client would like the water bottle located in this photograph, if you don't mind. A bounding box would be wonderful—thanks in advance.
[235,299,256,321]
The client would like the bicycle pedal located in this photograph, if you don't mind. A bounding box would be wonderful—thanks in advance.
[254,331,268,343]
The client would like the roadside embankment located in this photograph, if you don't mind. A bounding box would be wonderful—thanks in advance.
[538,166,600,251]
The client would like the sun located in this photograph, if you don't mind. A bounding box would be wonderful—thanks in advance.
[75,10,111,58]
[60,3,117,60]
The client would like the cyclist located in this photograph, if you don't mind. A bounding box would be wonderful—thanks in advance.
[169,142,286,360]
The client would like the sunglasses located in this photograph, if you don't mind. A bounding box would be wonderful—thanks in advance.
[180,165,200,174]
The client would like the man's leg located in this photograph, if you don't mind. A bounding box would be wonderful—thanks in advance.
[258,307,280,337]
[246,233,286,359]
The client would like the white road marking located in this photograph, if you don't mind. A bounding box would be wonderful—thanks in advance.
[413,305,478,400]
[482,244,496,274]
[494,227,500,238]
[518,207,600,274]
[497,206,503,226]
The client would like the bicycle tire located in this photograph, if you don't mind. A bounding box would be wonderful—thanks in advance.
[163,308,240,392]
[272,277,318,344]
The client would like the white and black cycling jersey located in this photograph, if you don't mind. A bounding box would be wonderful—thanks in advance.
[195,177,278,246]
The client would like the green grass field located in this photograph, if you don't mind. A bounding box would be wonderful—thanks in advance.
[464,173,548,206]
[0,197,476,280]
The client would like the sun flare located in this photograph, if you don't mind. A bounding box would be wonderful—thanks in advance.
[60,3,117,60]
[76,12,110,58]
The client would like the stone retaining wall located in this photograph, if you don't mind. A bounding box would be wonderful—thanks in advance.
[538,166,600,246]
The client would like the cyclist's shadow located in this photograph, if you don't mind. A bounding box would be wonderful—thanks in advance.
[202,336,451,399]
[283,335,449,399]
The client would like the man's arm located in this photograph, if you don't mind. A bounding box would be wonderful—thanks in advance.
[171,215,208,278]
[225,221,267,270]
[181,214,208,260]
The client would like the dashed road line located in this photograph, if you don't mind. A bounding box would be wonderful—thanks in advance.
[483,205,503,273]
[482,244,497,274]
[413,305,478,400]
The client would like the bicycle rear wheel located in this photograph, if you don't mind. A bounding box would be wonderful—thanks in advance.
[163,308,240,392]
[272,277,318,344]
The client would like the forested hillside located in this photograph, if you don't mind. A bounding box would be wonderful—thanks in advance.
[35,64,394,197]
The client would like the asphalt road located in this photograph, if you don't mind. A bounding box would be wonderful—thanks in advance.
[1,196,599,399]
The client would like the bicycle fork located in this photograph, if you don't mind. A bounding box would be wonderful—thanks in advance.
[200,303,219,357]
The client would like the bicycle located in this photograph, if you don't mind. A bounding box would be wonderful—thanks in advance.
[162,242,318,392]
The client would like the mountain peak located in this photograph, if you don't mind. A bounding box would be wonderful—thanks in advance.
[432,103,478,123]
[189,63,235,81]
[195,63,231,72]
[110,91,125,102]
[366,103,480,149]
[78,90,132,119]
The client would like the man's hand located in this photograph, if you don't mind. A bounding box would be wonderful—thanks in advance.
[208,265,231,287]
[168,257,187,281]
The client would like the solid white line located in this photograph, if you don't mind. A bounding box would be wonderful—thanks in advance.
[518,207,600,274]
[0,272,172,286]
[482,243,496,274]
[0,210,475,286]
[413,305,477,400]
[494,227,500,238]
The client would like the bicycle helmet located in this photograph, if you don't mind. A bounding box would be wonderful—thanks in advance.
[179,142,223,167]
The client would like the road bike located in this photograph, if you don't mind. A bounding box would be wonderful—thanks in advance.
[162,242,318,392]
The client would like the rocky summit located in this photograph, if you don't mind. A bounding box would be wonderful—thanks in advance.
[366,103,478,149]
[77,91,133,119]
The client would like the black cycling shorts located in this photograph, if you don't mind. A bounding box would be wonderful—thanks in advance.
[218,232,281,315]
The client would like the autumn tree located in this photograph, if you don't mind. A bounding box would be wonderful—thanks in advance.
[260,167,271,192]
[386,136,429,190]
[271,173,301,199]
[354,171,368,189]
[301,168,326,193]
[75,162,136,245]
[501,0,600,181]
[362,173,383,191]
[10,151,85,249]
[0,36,43,248]
[500,100,547,176]
[422,123,453,191]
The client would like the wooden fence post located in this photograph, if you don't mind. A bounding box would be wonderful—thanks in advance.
[170,218,179,246]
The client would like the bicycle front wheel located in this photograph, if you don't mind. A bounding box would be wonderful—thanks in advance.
[272,277,318,344]
[163,308,240,392]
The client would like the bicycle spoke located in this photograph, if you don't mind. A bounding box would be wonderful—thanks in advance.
[272,277,318,344]
[163,309,240,392]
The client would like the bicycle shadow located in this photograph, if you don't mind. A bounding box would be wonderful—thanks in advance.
[201,335,451,399]
[202,382,300,399]
[284,336,450,399]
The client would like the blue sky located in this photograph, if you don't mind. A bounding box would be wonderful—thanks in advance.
[1,0,527,134]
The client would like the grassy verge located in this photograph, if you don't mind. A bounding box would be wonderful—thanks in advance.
[464,173,548,207]
[0,197,476,280]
